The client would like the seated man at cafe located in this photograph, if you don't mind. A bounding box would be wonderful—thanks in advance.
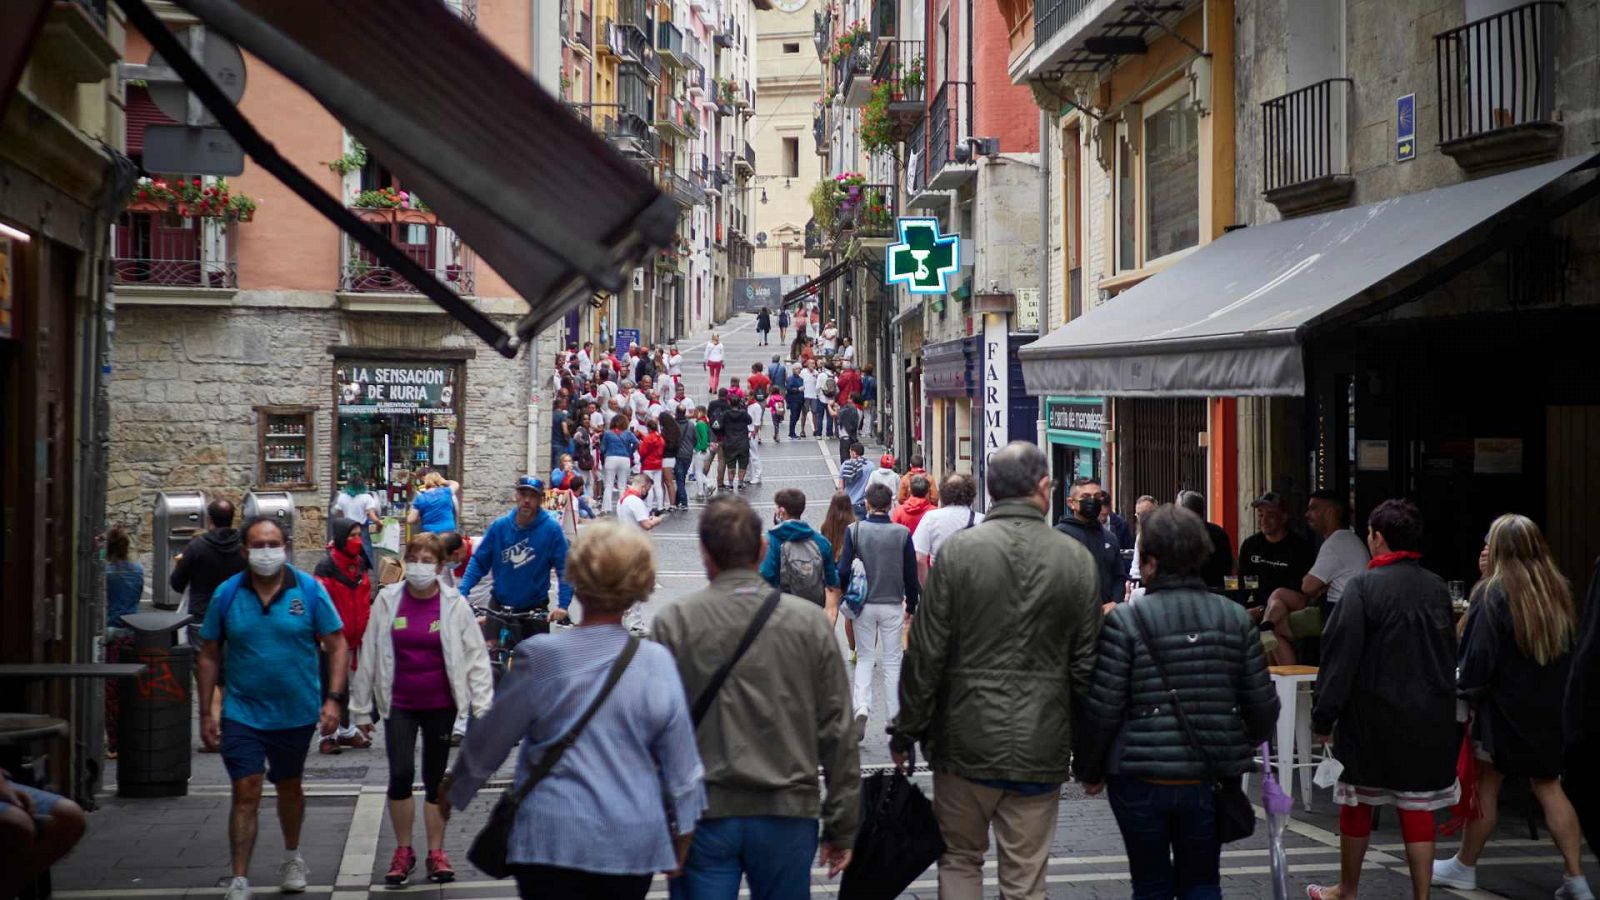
[1237,491,1316,614]
[0,767,87,897]
[1258,489,1369,665]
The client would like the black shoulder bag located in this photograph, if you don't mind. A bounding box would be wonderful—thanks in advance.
[469,635,640,878]
[1128,608,1256,843]
[692,588,782,725]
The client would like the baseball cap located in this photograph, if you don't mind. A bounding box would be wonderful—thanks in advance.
[515,476,546,493]
[1251,491,1286,509]
[879,454,896,468]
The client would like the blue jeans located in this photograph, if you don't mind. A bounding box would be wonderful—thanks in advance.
[669,816,818,900]
[1107,775,1222,900]
[674,458,690,505]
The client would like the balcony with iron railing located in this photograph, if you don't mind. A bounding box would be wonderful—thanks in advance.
[905,116,928,197]
[839,41,875,107]
[804,217,828,258]
[113,210,238,291]
[1033,0,1094,49]
[814,8,833,60]
[657,95,698,140]
[616,0,649,37]
[832,181,896,242]
[926,80,975,191]
[665,169,708,207]
[575,10,593,50]
[340,207,475,296]
[872,40,926,140]
[658,21,689,68]
[604,113,661,162]
[684,32,706,71]
[1261,78,1353,216]
[1435,1,1564,173]
[813,102,831,152]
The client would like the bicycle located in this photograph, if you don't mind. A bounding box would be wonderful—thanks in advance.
[472,604,551,685]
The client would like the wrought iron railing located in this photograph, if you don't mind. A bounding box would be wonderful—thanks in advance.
[1033,0,1094,50]
[577,10,593,48]
[872,40,926,105]
[814,8,833,59]
[927,80,970,183]
[813,102,830,149]
[658,21,686,62]
[669,170,707,206]
[442,0,479,28]
[1435,1,1562,144]
[837,182,896,238]
[838,41,874,97]
[742,141,756,169]
[112,211,237,289]
[616,0,649,35]
[340,220,475,295]
[905,115,928,193]
[1261,78,1352,193]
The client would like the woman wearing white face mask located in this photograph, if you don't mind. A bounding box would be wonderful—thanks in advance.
[350,533,493,886]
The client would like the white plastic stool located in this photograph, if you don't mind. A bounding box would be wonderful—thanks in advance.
[1267,665,1319,811]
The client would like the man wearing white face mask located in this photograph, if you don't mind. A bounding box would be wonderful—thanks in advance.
[197,516,349,900]
[351,533,493,886]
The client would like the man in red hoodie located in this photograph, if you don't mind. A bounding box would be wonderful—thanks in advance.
[836,362,863,409]
[314,517,372,753]
[892,473,936,536]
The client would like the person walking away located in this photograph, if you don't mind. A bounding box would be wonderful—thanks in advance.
[617,474,665,532]
[816,364,838,437]
[638,418,666,513]
[674,406,696,510]
[704,333,726,392]
[703,389,732,493]
[350,533,492,885]
[867,453,899,502]
[720,399,754,492]
[911,473,982,585]
[550,396,572,469]
[408,472,459,535]
[1176,491,1235,592]
[892,475,935,536]
[1259,490,1369,665]
[756,307,772,345]
[766,389,787,442]
[799,360,820,436]
[747,362,770,397]
[104,523,144,758]
[1056,478,1125,610]
[197,516,349,900]
[839,483,919,741]
[1238,491,1316,612]
[744,393,765,486]
[1307,499,1460,900]
[658,408,681,510]
[442,522,704,898]
[777,307,790,344]
[459,477,574,631]
[859,363,877,438]
[821,491,862,662]
[836,443,872,519]
[891,442,1101,900]
[834,395,862,466]
[767,354,787,391]
[761,488,842,621]
[1433,514,1591,899]
[313,517,372,753]
[600,414,639,514]
[785,367,807,439]
[652,497,859,898]
[1075,504,1280,900]
[896,453,938,506]
[333,476,385,569]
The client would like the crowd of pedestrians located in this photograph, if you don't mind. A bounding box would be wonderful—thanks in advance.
[31,313,1598,900]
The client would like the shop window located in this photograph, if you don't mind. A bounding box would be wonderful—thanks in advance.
[257,407,316,490]
[335,361,462,509]
[1142,89,1200,263]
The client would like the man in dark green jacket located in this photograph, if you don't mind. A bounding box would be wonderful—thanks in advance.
[890,442,1101,900]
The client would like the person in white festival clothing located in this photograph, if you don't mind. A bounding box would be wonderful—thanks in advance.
[744,392,765,487]
[617,474,664,531]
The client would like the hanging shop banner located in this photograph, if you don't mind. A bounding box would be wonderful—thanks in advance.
[337,362,457,415]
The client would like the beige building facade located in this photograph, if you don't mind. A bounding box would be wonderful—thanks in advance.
[751,2,821,278]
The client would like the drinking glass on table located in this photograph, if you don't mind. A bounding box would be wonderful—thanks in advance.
[1243,574,1260,605]
[1447,580,1467,613]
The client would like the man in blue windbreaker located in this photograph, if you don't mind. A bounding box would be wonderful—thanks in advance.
[459,476,573,623]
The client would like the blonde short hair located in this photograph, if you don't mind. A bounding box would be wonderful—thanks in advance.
[566,522,655,615]
[421,472,447,489]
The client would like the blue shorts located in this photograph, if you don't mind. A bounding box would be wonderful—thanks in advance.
[220,719,317,784]
[0,783,64,823]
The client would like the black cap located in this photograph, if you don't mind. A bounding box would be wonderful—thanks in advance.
[1251,491,1287,509]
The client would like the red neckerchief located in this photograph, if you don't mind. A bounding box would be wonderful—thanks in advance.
[1368,550,1422,569]
[623,488,644,501]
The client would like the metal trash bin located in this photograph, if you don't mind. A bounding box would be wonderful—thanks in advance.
[152,491,207,610]
[243,491,297,562]
[117,611,194,799]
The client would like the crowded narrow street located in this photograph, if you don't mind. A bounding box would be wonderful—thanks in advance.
[38,316,1593,899]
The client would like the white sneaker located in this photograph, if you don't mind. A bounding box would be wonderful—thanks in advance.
[1432,856,1476,891]
[1557,877,1596,900]
[279,854,309,893]
[221,876,252,900]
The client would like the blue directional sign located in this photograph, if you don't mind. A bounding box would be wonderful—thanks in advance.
[886,217,960,295]
[1396,93,1416,162]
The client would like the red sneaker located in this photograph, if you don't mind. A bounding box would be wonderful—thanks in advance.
[426,849,455,883]
[385,846,416,885]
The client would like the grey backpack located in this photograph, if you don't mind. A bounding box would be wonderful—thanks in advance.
[779,537,827,606]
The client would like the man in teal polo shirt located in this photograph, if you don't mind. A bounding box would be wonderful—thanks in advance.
[198,516,348,900]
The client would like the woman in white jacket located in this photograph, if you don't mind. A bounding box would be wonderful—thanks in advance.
[351,533,492,886]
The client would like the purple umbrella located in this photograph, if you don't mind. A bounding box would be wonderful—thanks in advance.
[1260,741,1293,900]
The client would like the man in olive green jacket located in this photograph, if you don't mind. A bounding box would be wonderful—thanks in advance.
[653,496,860,897]
[891,441,1101,900]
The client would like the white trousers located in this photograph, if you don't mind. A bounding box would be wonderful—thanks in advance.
[747,438,763,482]
[603,456,631,512]
[852,602,904,722]
[645,469,664,510]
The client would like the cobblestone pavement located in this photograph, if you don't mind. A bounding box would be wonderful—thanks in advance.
[56,315,1597,898]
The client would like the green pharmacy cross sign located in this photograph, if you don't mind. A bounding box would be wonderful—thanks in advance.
[886,217,960,294]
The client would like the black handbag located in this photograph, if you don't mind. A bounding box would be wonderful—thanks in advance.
[1128,608,1257,843]
[468,636,640,878]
